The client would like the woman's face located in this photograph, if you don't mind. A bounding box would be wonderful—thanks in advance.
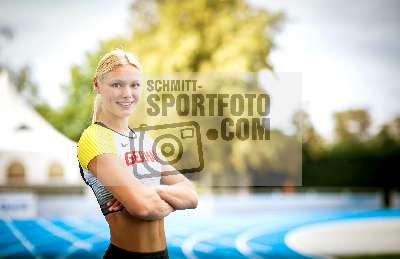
[96,64,142,119]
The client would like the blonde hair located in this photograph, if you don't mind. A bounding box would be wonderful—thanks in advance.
[92,49,141,123]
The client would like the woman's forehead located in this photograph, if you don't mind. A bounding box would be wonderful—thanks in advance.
[103,65,141,82]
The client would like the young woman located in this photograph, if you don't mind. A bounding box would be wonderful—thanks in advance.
[77,49,198,258]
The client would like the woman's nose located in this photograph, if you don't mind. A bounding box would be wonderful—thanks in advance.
[122,86,132,97]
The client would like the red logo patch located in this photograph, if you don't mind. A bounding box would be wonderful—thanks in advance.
[125,150,157,166]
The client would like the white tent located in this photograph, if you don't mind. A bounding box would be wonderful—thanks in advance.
[0,70,83,188]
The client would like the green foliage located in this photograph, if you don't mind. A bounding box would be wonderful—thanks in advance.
[30,0,293,185]
[302,109,400,187]
[34,63,95,141]
[128,0,282,72]
[292,110,325,159]
[333,109,371,143]
[2,65,40,105]
[6,0,398,187]
[303,141,400,187]
[37,0,282,140]
[6,1,398,187]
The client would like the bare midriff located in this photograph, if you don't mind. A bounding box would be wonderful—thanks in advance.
[105,209,166,252]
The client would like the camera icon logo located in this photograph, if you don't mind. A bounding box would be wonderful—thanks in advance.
[135,121,204,177]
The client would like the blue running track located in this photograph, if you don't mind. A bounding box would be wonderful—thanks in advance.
[1,193,399,258]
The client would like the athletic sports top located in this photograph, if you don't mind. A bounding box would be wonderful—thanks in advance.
[77,121,163,216]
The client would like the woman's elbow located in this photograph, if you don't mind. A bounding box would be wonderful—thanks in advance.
[190,198,198,209]
[189,190,199,209]
[132,193,167,219]
[126,202,161,220]
[124,194,157,219]
[125,203,149,219]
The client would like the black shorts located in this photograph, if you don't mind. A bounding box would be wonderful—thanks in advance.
[103,243,169,259]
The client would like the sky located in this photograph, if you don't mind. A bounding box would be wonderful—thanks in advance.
[1,0,399,139]
[258,0,400,138]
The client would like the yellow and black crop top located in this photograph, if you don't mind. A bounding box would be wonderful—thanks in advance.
[77,122,162,216]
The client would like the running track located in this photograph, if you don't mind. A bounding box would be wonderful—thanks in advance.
[1,193,399,258]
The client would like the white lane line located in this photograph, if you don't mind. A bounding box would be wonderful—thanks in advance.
[3,216,43,259]
[181,226,236,259]
[167,236,184,246]
[36,218,93,259]
[37,218,93,249]
[235,225,273,259]
[56,217,109,259]
[213,236,236,246]
[61,240,99,259]
[63,217,109,239]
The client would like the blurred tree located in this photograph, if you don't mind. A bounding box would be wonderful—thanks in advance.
[34,0,288,185]
[374,116,400,147]
[333,109,371,143]
[303,110,400,207]
[127,0,282,72]
[9,65,41,105]
[292,110,325,159]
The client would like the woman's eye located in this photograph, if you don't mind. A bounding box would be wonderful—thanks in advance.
[131,83,141,88]
[111,83,120,88]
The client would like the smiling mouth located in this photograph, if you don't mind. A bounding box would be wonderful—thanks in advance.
[116,101,134,108]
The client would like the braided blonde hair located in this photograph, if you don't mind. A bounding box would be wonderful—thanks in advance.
[92,49,142,123]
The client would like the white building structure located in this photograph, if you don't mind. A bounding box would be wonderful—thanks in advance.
[0,70,83,191]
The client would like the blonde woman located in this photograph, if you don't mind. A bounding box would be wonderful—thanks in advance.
[77,49,198,258]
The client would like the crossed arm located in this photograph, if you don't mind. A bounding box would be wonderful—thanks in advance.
[101,156,198,220]
[154,163,198,210]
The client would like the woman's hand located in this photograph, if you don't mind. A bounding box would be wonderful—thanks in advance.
[107,198,124,212]
[154,185,166,196]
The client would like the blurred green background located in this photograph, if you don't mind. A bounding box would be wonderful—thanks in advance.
[1,0,399,205]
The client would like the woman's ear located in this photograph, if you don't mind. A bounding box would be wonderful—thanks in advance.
[93,77,99,93]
